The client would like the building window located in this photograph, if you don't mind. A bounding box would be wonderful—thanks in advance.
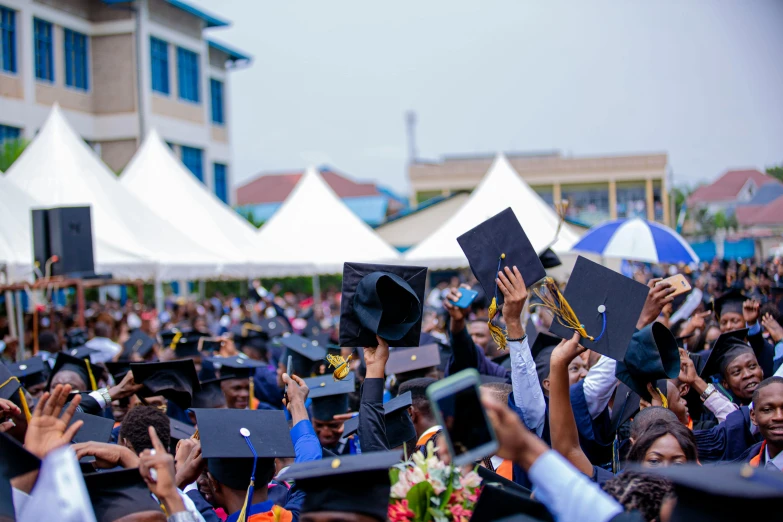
[150,37,169,94]
[177,47,199,103]
[531,185,554,206]
[0,6,16,74]
[616,182,647,220]
[181,146,203,182]
[64,29,88,90]
[210,78,224,124]
[33,18,53,81]
[213,163,228,203]
[0,124,20,144]
[561,183,610,226]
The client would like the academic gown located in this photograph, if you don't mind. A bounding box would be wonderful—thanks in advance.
[445,326,510,381]
[570,380,614,468]
[253,365,284,411]
[357,378,389,453]
[693,406,760,462]
[735,441,765,465]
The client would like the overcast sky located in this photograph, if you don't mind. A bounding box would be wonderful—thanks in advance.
[190,1,783,194]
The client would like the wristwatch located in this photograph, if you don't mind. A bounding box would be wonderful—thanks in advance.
[168,512,198,522]
[97,387,112,406]
[700,383,716,402]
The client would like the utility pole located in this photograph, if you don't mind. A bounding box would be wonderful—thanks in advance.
[405,111,418,165]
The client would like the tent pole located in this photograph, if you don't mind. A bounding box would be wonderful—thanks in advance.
[5,291,17,339]
[14,290,25,362]
[312,274,321,306]
[178,279,187,297]
[199,280,206,299]
[154,279,164,313]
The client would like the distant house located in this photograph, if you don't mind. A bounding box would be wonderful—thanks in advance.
[687,169,778,214]
[235,166,407,226]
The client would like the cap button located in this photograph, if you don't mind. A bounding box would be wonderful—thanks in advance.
[501,253,506,259]
[237,358,244,364]
[270,324,276,329]
[313,341,319,346]
[331,459,340,469]
[597,305,606,313]
[19,364,27,370]
[411,355,417,361]
[301,343,307,348]
[320,382,326,387]
[239,427,250,437]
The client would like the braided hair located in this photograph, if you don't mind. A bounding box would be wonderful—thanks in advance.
[601,470,673,522]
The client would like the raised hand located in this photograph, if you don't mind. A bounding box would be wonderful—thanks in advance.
[743,299,760,325]
[637,279,676,330]
[174,438,204,490]
[0,398,21,433]
[364,335,389,379]
[762,313,783,343]
[443,286,470,323]
[72,441,139,469]
[139,426,186,515]
[24,384,83,459]
[496,265,528,338]
[282,373,310,425]
[107,370,144,401]
[550,332,585,368]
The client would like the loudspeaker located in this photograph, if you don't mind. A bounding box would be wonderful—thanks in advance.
[31,206,95,278]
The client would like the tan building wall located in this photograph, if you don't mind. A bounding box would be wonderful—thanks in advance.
[92,34,136,114]
[149,0,203,40]
[0,74,23,99]
[209,49,227,69]
[210,125,227,143]
[99,138,138,173]
[151,94,205,124]
[35,23,94,113]
[33,0,130,21]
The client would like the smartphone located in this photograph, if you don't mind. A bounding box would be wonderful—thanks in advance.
[450,288,479,309]
[656,274,692,297]
[284,355,293,402]
[198,337,223,353]
[427,368,498,466]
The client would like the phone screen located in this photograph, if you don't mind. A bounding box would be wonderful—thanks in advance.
[435,384,493,458]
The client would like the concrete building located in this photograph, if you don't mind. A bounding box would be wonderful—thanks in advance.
[0,0,249,204]
[408,151,670,227]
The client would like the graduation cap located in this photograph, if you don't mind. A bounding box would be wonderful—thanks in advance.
[0,432,40,520]
[700,328,752,380]
[644,463,783,522]
[130,360,201,409]
[280,334,327,377]
[305,372,356,421]
[169,417,196,444]
[385,344,441,380]
[477,465,531,497]
[66,345,101,361]
[713,289,749,318]
[159,329,207,358]
[191,379,228,409]
[105,361,132,382]
[237,321,270,341]
[7,357,48,388]
[47,351,99,391]
[83,468,162,522]
[343,392,416,449]
[527,320,561,384]
[339,262,427,348]
[458,207,547,351]
[302,316,323,338]
[194,408,294,518]
[68,410,115,444]
[535,256,650,361]
[205,355,264,380]
[615,323,680,402]
[278,450,401,522]
[471,481,554,522]
[259,316,292,337]
[0,363,31,426]
[610,381,642,435]
[539,248,562,270]
[121,330,156,359]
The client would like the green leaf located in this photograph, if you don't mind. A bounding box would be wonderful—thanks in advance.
[389,467,400,487]
[406,481,435,522]
[428,507,449,522]
[438,468,455,510]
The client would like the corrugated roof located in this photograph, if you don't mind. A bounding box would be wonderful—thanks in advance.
[236,168,379,206]
[737,195,783,226]
[166,0,229,27]
[688,169,775,204]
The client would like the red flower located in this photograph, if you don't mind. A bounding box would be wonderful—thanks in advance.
[389,499,415,522]
[449,503,473,521]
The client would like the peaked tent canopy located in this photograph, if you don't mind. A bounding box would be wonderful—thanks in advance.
[254,167,400,276]
[4,104,235,281]
[403,154,580,269]
[120,129,261,278]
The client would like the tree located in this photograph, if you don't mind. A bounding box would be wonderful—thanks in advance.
[236,208,264,229]
[0,138,29,172]
[766,163,783,182]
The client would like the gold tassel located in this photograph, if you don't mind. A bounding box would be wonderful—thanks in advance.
[248,378,256,410]
[656,388,669,409]
[237,479,254,522]
[530,277,595,341]
[84,360,98,391]
[0,377,31,422]
[191,428,200,440]
[488,296,508,351]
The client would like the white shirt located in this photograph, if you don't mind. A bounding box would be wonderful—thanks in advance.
[583,355,618,419]
[84,337,122,363]
[766,446,783,471]
[509,336,547,436]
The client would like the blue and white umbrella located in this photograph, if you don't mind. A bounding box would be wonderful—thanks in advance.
[571,218,699,264]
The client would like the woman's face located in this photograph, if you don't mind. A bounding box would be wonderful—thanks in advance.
[704,326,721,350]
[642,434,688,467]
[719,312,744,333]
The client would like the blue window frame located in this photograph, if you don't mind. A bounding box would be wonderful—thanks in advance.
[0,124,20,144]
[33,18,53,81]
[213,163,228,203]
[64,28,88,90]
[210,78,224,124]
[181,146,203,182]
[177,47,199,102]
[0,6,16,73]
[150,37,169,94]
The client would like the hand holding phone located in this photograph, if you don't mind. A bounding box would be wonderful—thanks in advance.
[656,274,691,297]
[449,288,478,309]
[284,355,293,403]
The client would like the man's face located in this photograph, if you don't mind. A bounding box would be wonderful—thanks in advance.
[468,321,491,350]
[313,418,345,448]
[567,355,588,385]
[722,352,763,401]
[719,312,744,333]
[667,381,690,426]
[26,382,46,399]
[221,378,249,410]
[51,370,87,393]
[751,383,783,446]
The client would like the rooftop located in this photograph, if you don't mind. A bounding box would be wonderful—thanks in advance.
[736,194,783,227]
[688,169,776,205]
[236,167,380,206]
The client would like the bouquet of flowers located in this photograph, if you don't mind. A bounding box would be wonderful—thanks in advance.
[388,442,482,522]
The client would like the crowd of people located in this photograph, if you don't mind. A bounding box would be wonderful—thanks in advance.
[2,237,783,521]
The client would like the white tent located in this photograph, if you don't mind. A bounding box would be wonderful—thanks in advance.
[120,129,260,278]
[254,167,401,276]
[404,154,580,268]
[4,104,235,281]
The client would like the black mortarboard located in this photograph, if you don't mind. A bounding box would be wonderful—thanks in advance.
[542,256,650,361]
[0,432,40,520]
[615,323,680,401]
[385,344,441,378]
[305,372,356,420]
[121,330,156,359]
[68,410,114,444]
[303,316,323,338]
[191,379,227,409]
[105,361,132,382]
[700,328,753,380]
[66,346,101,361]
[7,357,48,388]
[169,417,196,443]
[259,316,292,337]
[159,329,207,358]
[83,468,162,522]
[539,248,562,270]
[0,364,30,423]
[280,334,327,377]
[713,289,748,318]
[527,320,561,384]
[645,463,783,522]
[610,381,641,434]
[342,392,416,449]
[339,262,427,347]
[477,465,532,497]
[471,482,554,522]
[130,360,201,409]
[47,351,99,391]
[278,451,401,522]
[458,208,547,306]
[205,355,264,380]
[236,321,269,341]
[193,409,294,490]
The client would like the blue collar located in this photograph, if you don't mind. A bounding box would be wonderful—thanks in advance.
[226,501,275,522]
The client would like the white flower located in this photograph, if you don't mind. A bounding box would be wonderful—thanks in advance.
[430,475,447,495]
[391,480,411,499]
[459,470,482,489]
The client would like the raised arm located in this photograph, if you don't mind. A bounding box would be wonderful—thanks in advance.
[358,336,391,452]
